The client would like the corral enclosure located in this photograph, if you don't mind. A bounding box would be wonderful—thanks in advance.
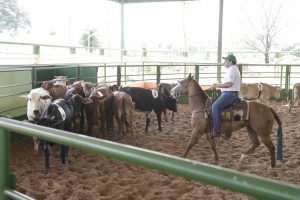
[2,0,300,198]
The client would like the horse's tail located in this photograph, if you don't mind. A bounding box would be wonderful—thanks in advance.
[269,107,282,128]
[269,106,283,160]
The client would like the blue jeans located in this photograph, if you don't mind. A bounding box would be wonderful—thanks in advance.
[212,91,239,133]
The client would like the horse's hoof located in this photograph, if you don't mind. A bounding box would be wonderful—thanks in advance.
[239,154,247,163]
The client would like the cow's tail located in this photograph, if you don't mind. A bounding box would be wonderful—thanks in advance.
[269,106,283,160]
[121,94,126,123]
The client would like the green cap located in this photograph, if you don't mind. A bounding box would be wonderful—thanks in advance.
[222,54,236,62]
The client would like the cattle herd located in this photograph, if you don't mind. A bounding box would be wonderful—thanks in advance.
[22,76,178,173]
[21,76,300,174]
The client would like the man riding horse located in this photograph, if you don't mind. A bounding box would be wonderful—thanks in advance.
[210,54,241,138]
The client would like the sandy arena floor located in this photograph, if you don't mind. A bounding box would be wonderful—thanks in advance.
[10,101,300,200]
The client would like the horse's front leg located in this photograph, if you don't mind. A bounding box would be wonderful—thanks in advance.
[183,128,203,158]
[207,133,219,162]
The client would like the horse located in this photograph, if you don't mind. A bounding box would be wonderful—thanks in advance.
[170,74,282,168]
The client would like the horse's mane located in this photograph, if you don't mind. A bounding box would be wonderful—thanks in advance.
[190,78,208,99]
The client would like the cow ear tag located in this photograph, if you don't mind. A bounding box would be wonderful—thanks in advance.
[151,90,158,99]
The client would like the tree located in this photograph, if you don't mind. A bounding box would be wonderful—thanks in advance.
[282,44,300,57]
[241,0,288,63]
[0,0,31,35]
[80,29,100,52]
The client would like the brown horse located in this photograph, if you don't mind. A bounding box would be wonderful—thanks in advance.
[171,74,282,168]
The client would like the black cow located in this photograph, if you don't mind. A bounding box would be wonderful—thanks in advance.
[35,98,75,174]
[119,87,177,132]
[35,96,92,174]
[64,87,86,133]
[157,83,178,121]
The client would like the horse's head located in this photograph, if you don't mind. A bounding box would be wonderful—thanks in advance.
[170,74,194,98]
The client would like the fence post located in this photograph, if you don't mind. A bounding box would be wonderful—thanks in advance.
[217,63,221,83]
[117,65,121,86]
[31,67,37,88]
[195,65,199,82]
[0,128,10,200]
[280,65,283,88]
[156,65,161,85]
[104,64,107,83]
[77,65,81,81]
[238,64,243,81]
[285,65,291,99]
[32,45,40,64]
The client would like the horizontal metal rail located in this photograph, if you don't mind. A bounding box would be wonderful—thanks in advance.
[4,189,34,200]
[0,117,300,200]
[0,105,26,115]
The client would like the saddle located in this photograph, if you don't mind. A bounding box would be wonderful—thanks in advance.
[221,98,249,122]
[205,98,249,133]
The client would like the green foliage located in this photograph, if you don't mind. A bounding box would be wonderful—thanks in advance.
[80,29,100,52]
[0,0,31,36]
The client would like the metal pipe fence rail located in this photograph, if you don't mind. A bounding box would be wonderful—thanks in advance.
[1,118,300,200]
[1,63,300,118]
[1,40,300,65]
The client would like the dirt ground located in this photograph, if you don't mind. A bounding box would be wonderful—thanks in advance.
[10,101,300,200]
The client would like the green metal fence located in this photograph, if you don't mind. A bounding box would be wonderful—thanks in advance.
[1,63,300,119]
[1,117,300,200]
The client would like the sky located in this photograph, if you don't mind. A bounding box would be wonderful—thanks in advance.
[3,0,300,52]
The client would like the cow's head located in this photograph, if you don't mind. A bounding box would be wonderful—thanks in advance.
[274,86,282,99]
[87,91,104,123]
[21,88,52,121]
[165,96,177,112]
[36,102,66,129]
[53,76,69,86]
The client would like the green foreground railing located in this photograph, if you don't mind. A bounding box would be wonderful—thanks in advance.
[1,117,300,200]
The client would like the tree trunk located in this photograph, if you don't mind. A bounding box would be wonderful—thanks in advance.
[264,52,269,63]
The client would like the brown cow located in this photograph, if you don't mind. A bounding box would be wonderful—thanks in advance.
[289,83,300,112]
[94,86,114,135]
[240,82,281,104]
[41,77,68,100]
[84,91,105,135]
[112,91,134,137]
[72,81,115,135]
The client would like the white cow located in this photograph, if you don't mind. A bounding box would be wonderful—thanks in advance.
[239,83,281,104]
[21,88,52,152]
[25,87,52,121]
[289,83,300,112]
